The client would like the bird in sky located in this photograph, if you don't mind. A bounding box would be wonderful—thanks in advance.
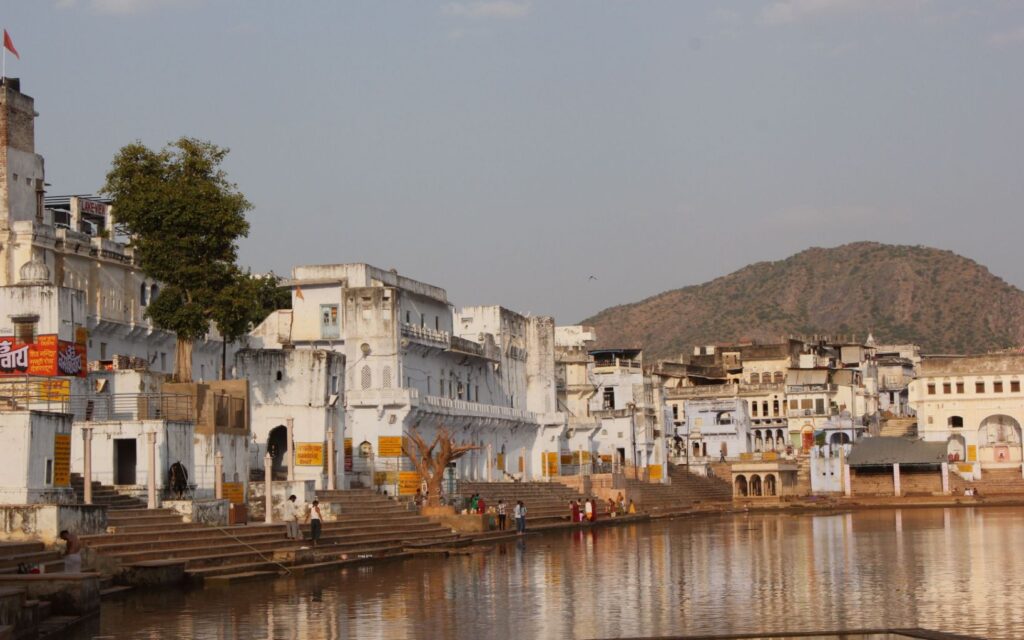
[588,275,598,281]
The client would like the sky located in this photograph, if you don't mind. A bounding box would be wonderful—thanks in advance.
[4,1,1024,322]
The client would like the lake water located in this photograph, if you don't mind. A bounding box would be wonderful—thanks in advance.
[76,507,1023,639]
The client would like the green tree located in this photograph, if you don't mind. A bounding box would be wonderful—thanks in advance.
[103,138,251,382]
[210,270,291,379]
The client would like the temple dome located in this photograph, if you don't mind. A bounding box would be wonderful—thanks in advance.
[18,255,50,285]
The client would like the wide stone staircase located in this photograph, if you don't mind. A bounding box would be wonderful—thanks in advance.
[880,418,918,438]
[0,542,63,576]
[70,474,148,511]
[951,467,1024,495]
[457,481,610,526]
[80,486,460,584]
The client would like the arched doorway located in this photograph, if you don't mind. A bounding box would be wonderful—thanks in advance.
[754,431,763,452]
[734,475,748,497]
[267,425,288,480]
[801,426,814,452]
[947,434,966,461]
[830,432,851,446]
[979,415,1022,462]
[750,475,763,497]
[765,474,777,496]
[775,429,786,449]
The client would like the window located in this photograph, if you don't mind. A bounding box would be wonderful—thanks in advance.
[976,381,985,393]
[773,400,780,416]
[949,416,964,429]
[750,373,760,384]
[603,387,615,410]
[672,405,679,420]
[927,383,936,395]
[994,380,1004,393]
[160,352,166,370]
[427,376,432,394]
[405,311,410,323]
[45,459,53,485]
[475,385,479,401]
[440,379,445,396]
[751,401,758,417]
[100,342,108,360]
[13,319,36,344]
[1013,381,1021,393]
[140,283,148,306]
[360,365,371,390]
[435,316,440,331]
[320,304,340,339]
[956,382,965,394]
[789,399,798,410]
[382,366,392,389]
[815,398,825,415]
[420,314,425,328]
[774,372,784,384]
[762,401,769,416]
[800,399,812,410]
[943,382,951,394]
[458,382,465,400]
[331,375,339,393]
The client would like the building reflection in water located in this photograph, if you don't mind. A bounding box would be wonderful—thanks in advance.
[83,507,1024,639]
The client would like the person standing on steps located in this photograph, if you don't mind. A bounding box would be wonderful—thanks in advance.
[515,500,527,534]
[497,499,508,530]
[306,499,323,547]
[283,494,302,540]
[570,499,580,524]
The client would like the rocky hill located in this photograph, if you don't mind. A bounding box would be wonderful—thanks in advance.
[583,242,1024,359]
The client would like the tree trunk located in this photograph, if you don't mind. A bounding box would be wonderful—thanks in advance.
[174,337,193,382]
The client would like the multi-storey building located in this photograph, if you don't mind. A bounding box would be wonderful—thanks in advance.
[911,354,1024,472]
[251,264,567,492]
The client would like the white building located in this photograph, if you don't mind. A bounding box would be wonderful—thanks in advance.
[250,264,567,492]
[911,354,1024,474]
[0,78,223,381]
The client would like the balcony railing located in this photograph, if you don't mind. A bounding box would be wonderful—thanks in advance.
[667,383,738,398]
[0,382,194,423]
[401,322,450,347]
[786,384,838,393]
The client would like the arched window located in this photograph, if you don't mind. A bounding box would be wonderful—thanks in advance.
[360,365,372,390]
[948,416,964,429]
[734,475,748,497]
[750,372,760,384]
[774,371,784,384]
[140,282,148,306]
[382,366,392,389]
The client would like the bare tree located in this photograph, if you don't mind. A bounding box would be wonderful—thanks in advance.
[402,426,478,508]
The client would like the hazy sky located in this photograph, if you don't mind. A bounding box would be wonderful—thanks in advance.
[6,1,1024,322]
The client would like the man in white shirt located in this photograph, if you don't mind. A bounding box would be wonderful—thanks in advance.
[282,494,302,540]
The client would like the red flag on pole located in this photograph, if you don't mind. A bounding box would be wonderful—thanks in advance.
[3,31,19,60]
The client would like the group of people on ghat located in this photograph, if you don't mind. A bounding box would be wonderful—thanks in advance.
[570,493,636,523]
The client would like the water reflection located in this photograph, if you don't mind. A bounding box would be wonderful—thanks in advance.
[79,507,1024,639]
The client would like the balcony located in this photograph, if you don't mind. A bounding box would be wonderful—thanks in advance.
[401,322,450,348]
[667,383,738,399]
[787,408,832,418]
[786,384,837,394]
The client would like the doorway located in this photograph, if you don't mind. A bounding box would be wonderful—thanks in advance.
[268,425,289,480]
[114,439,137,485]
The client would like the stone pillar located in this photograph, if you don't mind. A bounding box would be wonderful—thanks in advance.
[893,462,901,497]
[327,427,336,491]
[82,427,93,505]
[843,464,852,497]
[286,417,295,482]
[146,432,157,510]
[486,443,493,482]
[264,452,273,524]
[941,462,950,495]
[214,451,224,500]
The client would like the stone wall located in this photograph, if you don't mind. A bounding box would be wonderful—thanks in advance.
[0,504,106,545]
[163,499,229,526]
[247,480,316,522]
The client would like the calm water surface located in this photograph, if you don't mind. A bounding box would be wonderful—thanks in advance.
[77,507,1024,639]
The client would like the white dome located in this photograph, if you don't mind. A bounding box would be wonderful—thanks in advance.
[18,255,50,285]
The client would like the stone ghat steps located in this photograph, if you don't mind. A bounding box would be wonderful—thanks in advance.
[188,542,418,580]
[83,512,436,547]
[89,522,456,561]
[458,482,611,524]
[0,542,64,575]
[70,474,149,510]
[956,468,1024,494]
[668,467,733,502]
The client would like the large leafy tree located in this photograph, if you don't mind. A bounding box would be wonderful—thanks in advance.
[103,138,251,381]
[210,269,291,379]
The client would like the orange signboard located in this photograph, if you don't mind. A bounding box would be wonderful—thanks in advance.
[0,335,86,377]
[967,445,978,462]
[295,443,324,466]
[398,471,421,496]
[378,436,404,457]
[647,464,663,481]
[545,452,559,477]
[53,434,71,486]
[222,482,245,505]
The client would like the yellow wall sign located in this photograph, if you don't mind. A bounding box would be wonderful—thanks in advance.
[496,453,505,471]
[378,436,404,457]
[294,442,324,466]
[648,464,663,481]
[967,445,977,462]
[762,451,778,461]
[222,482,245,505]
[52,434,71,486]
[398,471,421,496]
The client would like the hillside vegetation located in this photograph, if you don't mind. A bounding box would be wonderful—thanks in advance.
[583,242,1024,359]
